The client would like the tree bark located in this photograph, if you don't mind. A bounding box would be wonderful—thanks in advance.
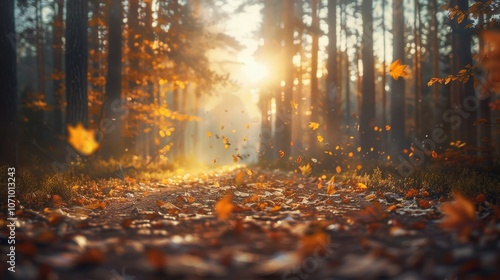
[391,0,406,154]
[0,0,18,166]
[102,0,123,159]
[360,0,376,156]
[326,0,340,147]
[52,0,64,135]
[65,0,89,127]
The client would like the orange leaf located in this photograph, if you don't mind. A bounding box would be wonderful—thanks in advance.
[417,199,432,209]
[67,123,99,155]
[146,248,168,270]
[52,195,64,208]
[215,195,234,220]
[389,59,410,80]
[405,188,419,199]
[440,193,478,240]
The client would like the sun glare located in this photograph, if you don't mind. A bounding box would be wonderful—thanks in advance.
[242,58,269,85]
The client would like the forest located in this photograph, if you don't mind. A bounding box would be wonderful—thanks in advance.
[1,0,500,279]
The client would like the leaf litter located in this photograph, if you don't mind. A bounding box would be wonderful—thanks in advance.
[1,168,500,279]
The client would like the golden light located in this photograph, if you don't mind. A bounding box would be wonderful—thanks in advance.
[241,57,269,84]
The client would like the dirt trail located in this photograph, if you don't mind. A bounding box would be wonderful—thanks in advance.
[2,169,499,279]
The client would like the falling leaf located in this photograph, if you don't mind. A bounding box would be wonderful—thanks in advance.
[215,195,234,220]
[431,151,438,158]
[207,131,212,138]
[67,123,99,155]
[279,150,285,158]
[308,122,320,130]
[389,59,410,80]
[336,166,342,173]
[290,100,298,109]
[298,163,312,176]
[317,135,324,143]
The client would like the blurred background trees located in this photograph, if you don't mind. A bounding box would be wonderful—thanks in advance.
[2,0,499,174]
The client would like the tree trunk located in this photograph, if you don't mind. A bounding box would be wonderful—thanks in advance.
[102,0,123,159]
[359,0,376,156]
[274,0,293,164]
[451,0,476,153]
[309,0,320,156]
[429,0,440,124]
[381,0,387,127]
[391,0,406,154]
[52,0,64,135]
[65,0,89,127]
[326,0,340,147]
[36,0,46,96]
[0,0,18,166]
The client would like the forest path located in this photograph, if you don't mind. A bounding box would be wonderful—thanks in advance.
[2,168,499,279]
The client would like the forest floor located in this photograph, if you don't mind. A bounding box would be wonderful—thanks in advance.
[2,167,500,280]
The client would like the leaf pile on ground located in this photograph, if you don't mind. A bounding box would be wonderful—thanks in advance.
[1,168,499,279]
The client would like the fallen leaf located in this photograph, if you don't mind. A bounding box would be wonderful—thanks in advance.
[440,193,478,241]
[417,199,432,209]
[405,188,419,199]
[215,195,234,220]
[357,182,368,189]
[52,195,64,208]
[147,248,168,270]
[235,171,245,185]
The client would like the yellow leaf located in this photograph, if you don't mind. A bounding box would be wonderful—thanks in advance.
[290,100,298,109]
[207,131,212,138]
[308,122,320,130]
[235,171,245,185]
[215,195,234,220]
[317,135,324,143]
[299,163,312,176]
[327,184,336,195]
[67,123,99,155]
[389,59,410,80]
[357,182,367,189]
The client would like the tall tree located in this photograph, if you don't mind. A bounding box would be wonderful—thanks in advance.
[36,0,46,97]
[391,0,406,154]
[65,0,89,126]
[102,0,123,159]
[0,0,18,165]
[381,0,387,127]
[274,0,294,163]
[326,0,340,146]
[429,0,440,123]
[359,0,376,156]
[52,0,64,134]
[450,0,476,151]
[309,0,320,155]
